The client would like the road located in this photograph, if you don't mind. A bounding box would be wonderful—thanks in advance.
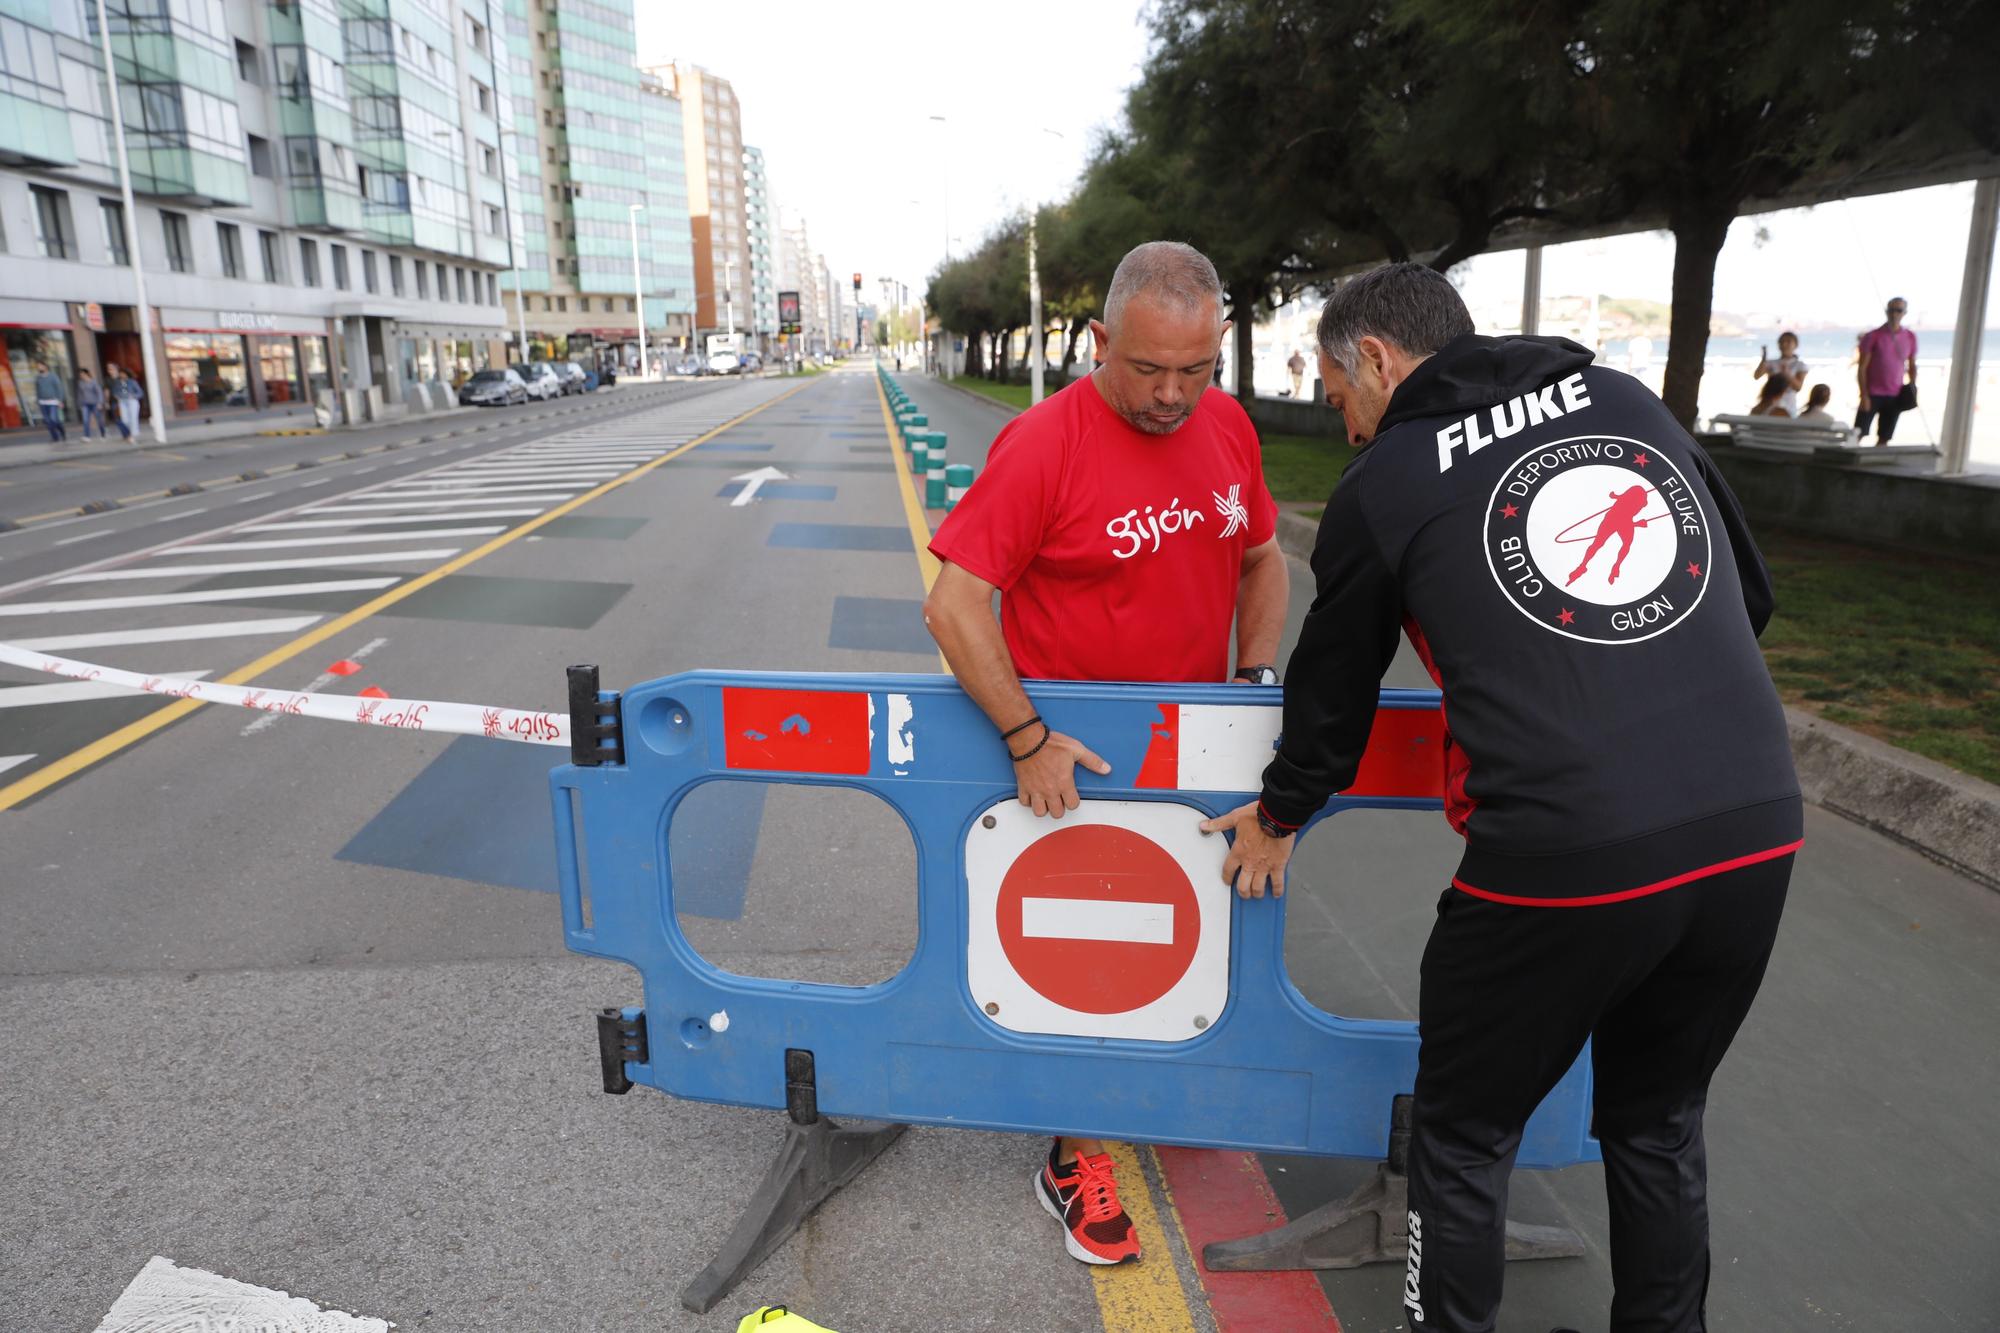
[1,365,1995,1332]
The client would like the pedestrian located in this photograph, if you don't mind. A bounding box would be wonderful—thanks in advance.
[923,240,1287,1269]
[1205,262,1799,1333]
[1753,331,1808,416]
[32,360,67,442]
[76,367,106,438]
[1855,297,1918,444]
[1748,374,1791,417]
[1288,346,1307,399]
[1797,383,1835,422]
[112,364,143,440]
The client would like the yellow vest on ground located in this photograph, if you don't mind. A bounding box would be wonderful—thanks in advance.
[736,1306,840,1333]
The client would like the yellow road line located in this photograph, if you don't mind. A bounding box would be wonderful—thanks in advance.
[873,369,1203,1332]
[0,380,810,811]
[53,460,112,471]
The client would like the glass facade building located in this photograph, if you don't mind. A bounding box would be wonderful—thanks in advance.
[743,142,774,351]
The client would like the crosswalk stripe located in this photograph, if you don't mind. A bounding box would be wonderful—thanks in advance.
[302,495,575,513]
[173,528,503,552]
[11,617,324,651]
[242,510,542,529]
[0,579,398,616]
[53,550,462,583]
[0,670,213,708]
[371,478,619,492]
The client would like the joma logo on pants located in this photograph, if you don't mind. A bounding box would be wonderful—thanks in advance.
[1404,1208,1425,1323]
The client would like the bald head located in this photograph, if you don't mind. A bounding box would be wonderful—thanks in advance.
[1103,241,1224,335]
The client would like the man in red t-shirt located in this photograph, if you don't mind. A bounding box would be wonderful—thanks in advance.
[924,241,1287,1266]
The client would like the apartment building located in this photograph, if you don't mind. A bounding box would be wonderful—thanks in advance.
[653,62,748,347]
[742,143,774,354]
[0,0,521,429]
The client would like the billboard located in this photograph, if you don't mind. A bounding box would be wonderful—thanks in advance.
[778,290,801,335]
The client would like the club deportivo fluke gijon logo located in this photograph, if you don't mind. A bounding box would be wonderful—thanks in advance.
[1484,435,1711,644]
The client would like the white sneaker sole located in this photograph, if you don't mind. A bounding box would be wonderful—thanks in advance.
[1034,1167,1133,1266]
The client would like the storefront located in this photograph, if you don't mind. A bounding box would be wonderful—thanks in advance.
[391,321,508,393]
[159,310,335,416]
[0,298,80,431]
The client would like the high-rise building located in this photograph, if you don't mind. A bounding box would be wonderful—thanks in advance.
[656,62,748,345]
[776,212,826,354]
[508,0,692,370]
[0,0,522,429]
[742,144,775,354]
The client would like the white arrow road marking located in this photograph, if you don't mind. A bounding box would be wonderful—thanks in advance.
[0,755,33,775]
[729,465,791,507]
[1020,897,1175,945]
[94,1256,391,1333]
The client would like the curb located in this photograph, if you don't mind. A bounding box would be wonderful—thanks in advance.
[1276,508,2000,892]
[927,376,1022,417]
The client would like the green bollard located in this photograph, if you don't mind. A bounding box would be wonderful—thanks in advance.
[911,440,929,475]
[925,433,948,508]
[945,463,974,510]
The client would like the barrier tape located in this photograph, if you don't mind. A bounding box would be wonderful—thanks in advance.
[0,641,566,746]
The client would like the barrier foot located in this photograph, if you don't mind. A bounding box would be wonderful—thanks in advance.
[1202,1160,1586,1272]
[678,1115,907,1313]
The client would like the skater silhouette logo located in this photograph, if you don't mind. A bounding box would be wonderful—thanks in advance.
[1484,434,1711,645]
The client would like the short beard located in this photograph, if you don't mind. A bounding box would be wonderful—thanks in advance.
[1124,407,1190,435]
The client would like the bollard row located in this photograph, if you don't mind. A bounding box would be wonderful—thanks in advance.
[879,366,975,511]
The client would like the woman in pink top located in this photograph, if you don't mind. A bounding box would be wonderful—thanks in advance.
[1855,298,1918,445]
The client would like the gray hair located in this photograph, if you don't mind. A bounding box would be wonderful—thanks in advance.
[1316,262,1474,378]
[1103,241,1224,332]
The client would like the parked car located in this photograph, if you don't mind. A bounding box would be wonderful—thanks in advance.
[707,352,741,376]
[516,362,563,401]
[460,368,528,406]
[737,352,763,376]
[553,361,589,395]
[672,354,706,377]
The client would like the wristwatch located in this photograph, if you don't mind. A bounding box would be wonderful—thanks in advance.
[1233,664,1279,685]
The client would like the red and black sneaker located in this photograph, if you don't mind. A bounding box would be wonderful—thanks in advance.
[1034,1139,1141,1265]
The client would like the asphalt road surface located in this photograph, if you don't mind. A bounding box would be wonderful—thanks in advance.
[2,366,1994,1332]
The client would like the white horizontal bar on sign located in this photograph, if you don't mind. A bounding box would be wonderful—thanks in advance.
[173,529,501,552]
[13,617,322,651]
[0,579,396,616]
[0,670,210,708]
[53,550,459,583]
[0,643,568,748]
[242,510,541,530]
[1020,897,1175,945]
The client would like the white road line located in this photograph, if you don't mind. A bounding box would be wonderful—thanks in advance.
[302,495,574,513]
[153,506,209,521]
[298,477,330,487]
[11,616,323,651]
[0,578,397,616]
[241,509,541,529]
[0,754,32,775]
[0,669,213,708]
[55,530,114,546]
[371,478,617,492]
[173,527,503,552]
[94,1256,391,1333]
[53,549,460,583]
[1019,897,1176,945]
[233,493,271,503]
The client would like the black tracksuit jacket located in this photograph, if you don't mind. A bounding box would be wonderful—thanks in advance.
[1258,334,1802,903]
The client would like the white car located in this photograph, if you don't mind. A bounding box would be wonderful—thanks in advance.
[514,363,562,401]
[707,352,740,375]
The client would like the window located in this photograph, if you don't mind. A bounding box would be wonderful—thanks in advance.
[362,249,378,294]
[626,297,636,313]
[435,261,448,297]
[474,81,492,113]
[388,254,404,295]
[578,297,590,313]
[485,205,502,235]
[545,146,555,164]
[259,229,283,282]
[217,221,243,278]
[235,39,259,83]
[100,199,128,266]
[480,142,497,176]
[330,243,349,290]
[486,273,497,304]
[162,210,192,273]
[468,18,488,53]
[247,134,274,177]
[414,260,428,299]
[454,267,467,302]
[556,295,566,312]
[299,237,320,286]
[30,185,75,260]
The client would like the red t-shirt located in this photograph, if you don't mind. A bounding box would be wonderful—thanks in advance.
[928,374,1277,683]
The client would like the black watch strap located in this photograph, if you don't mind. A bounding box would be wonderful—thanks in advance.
[1233,664,1278,685]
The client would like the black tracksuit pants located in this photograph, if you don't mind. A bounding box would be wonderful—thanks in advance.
[1404,855,1792,1333]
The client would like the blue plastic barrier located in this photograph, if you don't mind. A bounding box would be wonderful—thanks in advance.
[551,669,1596,1168]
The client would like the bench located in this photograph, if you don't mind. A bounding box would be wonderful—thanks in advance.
[1711,413,1940,466]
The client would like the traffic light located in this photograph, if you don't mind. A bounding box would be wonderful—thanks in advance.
[852,272,862,292]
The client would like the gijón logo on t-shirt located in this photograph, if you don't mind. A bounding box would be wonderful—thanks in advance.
[1105,484,1252,560]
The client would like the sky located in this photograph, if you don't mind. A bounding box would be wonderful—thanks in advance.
[635,3,1994,332]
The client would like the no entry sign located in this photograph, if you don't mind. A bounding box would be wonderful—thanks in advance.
[966,799,1229,1042]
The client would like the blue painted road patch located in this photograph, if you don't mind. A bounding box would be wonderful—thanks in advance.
[768,523,910,552]
[829,596,934,655]
[716,481,837,501]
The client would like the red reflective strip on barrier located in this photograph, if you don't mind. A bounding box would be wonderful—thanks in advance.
[1134,703,1180,789]
[722,687,871,775]
[1154,1146,1342,1331]
[1343,706,1444,799]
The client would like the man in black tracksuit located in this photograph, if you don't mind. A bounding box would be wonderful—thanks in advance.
[1206,265,1800,1332]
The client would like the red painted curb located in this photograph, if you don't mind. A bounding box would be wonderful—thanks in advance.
[1154,1147,1341,1331]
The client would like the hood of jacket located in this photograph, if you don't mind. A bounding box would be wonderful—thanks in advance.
[1374,333,1596,438]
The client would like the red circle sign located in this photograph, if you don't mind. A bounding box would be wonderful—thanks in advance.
[996,823,1199,1014]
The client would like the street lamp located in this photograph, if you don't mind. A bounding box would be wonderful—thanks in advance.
[92,0,166,443]
[628,203,648,381]
[1028,127,1064,405]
